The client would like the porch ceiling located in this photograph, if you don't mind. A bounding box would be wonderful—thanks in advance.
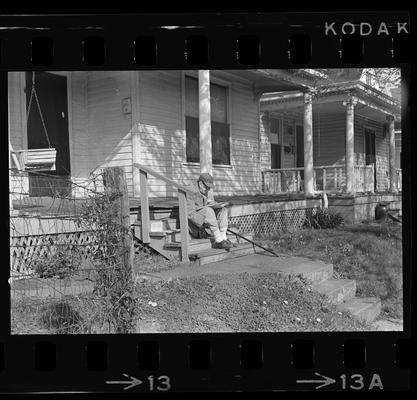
[226,70,314,94]
[269,100,393,123]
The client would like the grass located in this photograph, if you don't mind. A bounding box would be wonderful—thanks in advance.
[257,221,403,319]
[134,272,371,332]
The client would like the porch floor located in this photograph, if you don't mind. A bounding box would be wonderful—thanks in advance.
[129,193,308,211]
[12,193,309,216]
[11,191,399,217]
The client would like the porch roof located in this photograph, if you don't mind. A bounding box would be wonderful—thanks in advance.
[260,81,401,119]
[226,69,322,96]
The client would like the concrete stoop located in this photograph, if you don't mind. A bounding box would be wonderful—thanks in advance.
[312,279,356,304]
[336,297,382,324]
[198,254,382,324]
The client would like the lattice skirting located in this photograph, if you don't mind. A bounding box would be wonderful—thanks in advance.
[228,208,309,235]
[10,231,100,276]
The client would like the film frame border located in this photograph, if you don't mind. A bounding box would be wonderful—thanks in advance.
[0,11,411,393]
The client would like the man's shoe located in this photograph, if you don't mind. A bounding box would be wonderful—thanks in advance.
[212,240,232,250]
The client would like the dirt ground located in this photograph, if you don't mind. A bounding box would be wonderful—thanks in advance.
[134,272,371,333]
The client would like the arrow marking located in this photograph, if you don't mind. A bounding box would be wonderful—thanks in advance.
[296,372,336,389]
[106,373,143,390]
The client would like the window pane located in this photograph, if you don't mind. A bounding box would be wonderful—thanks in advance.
[210,83,227,123]
[185,76,199,118]
[212,121,230,165]
[186,116,200,163]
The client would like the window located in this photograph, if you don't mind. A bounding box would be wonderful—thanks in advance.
[185,76,230,165]
[270,118,280,134]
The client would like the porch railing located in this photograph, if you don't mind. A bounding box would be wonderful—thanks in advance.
[262,165,346,194]
[353,165,375,193]
[396,169,402,191]
[262,168,303,193]
[262,164,380,194]
[133,163,196,262]
[313,166,345,192]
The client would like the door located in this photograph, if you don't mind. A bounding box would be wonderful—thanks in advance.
[364,128,377,191]
[26,72,71,196]
[296,125,304,179]
[271,144,281,169]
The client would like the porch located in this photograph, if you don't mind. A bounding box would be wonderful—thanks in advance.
[260,81,402,198]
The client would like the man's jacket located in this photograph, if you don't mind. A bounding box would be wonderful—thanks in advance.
[185,181,215,215]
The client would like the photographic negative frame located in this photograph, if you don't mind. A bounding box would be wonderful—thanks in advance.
[0,10,411,393]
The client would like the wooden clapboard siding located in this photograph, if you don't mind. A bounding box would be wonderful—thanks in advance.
[259,111,271,171]
[85,71,133,194]
[8,72,26,153]
[69,72,89,181]
[137,70,262,197]
[138,71,183,198]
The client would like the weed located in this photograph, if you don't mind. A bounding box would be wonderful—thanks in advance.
[39,301,83,333]
[304,208,345,229]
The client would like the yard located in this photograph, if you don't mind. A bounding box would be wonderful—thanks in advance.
[11,221,403,334]
[258,221,403,320]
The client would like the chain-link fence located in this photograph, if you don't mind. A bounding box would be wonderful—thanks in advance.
[10,167,137,334]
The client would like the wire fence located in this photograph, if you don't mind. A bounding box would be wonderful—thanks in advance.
[9,167,138,334]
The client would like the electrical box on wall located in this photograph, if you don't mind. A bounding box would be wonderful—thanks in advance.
[122,97,132,114]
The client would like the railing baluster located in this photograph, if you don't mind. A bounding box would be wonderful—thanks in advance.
[139,169,150,244]
[313,169,317,191]
[334,167,337,190]
[297,170,301,192]
[362,166,367,192]
[177,189,189,262]
[323,168,327,191]
[277,171,281,193]
[291,171,296,192]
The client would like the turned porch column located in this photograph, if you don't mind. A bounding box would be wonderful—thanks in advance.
[387,115,397,193]
[303,91,314,196]
[344,96,357,194]
[198,70,212,175]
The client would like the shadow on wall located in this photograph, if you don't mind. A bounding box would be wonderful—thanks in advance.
[138,122,261,198]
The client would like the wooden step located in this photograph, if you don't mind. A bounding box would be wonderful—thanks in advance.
[164,232,254,253]
[190,243,256,266]
[132,218,177,230]
[133,222,179,241]
[312,279,356,304]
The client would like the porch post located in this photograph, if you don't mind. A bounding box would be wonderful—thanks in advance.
[387,115,397,193]
[303,91,314,196]
[344,96,357,194]
[198,70,212,175]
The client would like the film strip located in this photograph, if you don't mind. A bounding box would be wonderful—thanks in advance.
[0,11,411,393]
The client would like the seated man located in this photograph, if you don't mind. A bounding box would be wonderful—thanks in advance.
[187,173,231,250]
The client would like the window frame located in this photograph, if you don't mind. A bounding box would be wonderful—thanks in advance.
[182,72,232,168]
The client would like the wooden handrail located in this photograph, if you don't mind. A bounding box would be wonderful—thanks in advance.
[134,162,196,262]
[134,163,200,197]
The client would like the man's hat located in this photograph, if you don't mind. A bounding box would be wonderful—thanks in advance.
[198,173,214,188]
